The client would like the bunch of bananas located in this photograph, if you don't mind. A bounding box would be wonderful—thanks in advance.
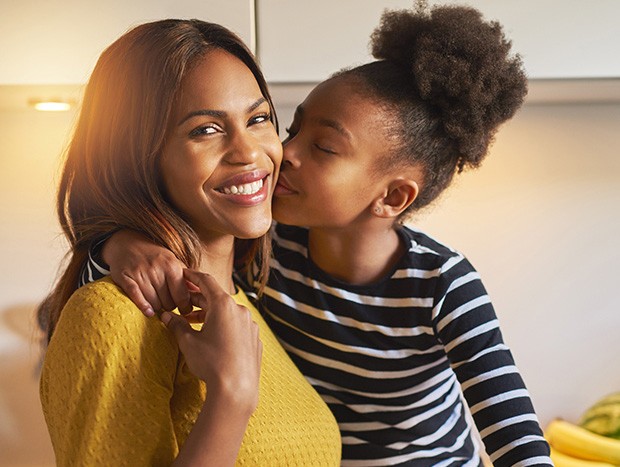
[546,419,620,466]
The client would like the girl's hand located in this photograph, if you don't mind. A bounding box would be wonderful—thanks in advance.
[161,269,262,412]
[103,230,193,316]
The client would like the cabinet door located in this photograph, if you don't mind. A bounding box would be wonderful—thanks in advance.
[257,0,620,82]
[1,0,253,84]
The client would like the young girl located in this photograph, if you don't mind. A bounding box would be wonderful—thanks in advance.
[38,19,341,466]
[84,5,552,465]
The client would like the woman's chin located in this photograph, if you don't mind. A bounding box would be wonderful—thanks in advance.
[235,216,273,239]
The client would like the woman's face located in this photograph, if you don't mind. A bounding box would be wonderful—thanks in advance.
[160,49,282,242]
[273,76,395,228]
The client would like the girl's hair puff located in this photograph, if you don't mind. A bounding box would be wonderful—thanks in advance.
[336,3,527,213]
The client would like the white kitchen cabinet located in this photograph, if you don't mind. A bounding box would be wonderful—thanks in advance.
[256,0,620,82]
[0,0,254,84]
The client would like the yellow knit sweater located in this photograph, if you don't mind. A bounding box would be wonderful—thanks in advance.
[40,278,341,466]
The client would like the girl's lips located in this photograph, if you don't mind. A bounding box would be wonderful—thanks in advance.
[274,175,297,196]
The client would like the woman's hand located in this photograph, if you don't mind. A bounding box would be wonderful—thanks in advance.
[161,269,262,409]
[103,230,193,316]
[161,269,262,466]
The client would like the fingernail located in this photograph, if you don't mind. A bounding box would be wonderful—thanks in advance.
[144,306,155,317]
[160,312,171,325]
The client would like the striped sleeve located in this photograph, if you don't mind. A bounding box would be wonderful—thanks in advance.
[431,256,551,465]
[78,237,111,287]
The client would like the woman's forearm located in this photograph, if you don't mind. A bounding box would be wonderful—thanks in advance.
[173,390,254,466]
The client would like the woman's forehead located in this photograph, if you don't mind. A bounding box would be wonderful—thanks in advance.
[174,49,264,116]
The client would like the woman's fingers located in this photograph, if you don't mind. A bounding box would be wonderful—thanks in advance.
[183,270,230,303]
[162,272,262,404]
[182,310,207,324]
[160,312,193,348]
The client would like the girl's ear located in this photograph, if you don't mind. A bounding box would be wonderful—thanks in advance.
[371,179,419,218]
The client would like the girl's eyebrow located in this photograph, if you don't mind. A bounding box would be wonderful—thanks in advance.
[178,97,267,126]
[295,104,352,142]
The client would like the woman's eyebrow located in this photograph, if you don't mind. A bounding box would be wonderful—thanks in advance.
[178,97,267,126]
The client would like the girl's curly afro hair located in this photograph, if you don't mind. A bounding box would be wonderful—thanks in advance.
[334,3,528,212]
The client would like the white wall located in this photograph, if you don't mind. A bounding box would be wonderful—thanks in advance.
[0,0,253,84]
[258,0,620,82]
[0,100,72,466]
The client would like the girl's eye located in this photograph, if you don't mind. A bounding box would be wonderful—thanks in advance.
[282,127,297,145]
[314,143,337,155]
[189,125,218,137]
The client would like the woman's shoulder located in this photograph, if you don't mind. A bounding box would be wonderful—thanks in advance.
[62,277,144,324]
[51,277,174,353]
[68,275,130,305]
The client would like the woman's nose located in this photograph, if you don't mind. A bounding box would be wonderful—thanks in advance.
[225,130,261,164]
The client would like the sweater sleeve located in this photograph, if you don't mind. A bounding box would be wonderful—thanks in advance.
[40,278,181,467]
[431,256,552,466]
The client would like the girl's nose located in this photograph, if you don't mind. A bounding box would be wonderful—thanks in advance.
[281,138,301,168]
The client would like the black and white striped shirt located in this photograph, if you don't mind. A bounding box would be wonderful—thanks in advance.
[253,223,551,466]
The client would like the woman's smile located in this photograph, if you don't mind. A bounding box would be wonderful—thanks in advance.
[215,169,272,206]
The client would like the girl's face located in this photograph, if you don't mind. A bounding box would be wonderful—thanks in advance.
[273,77,395,228]
[160,49,282,242]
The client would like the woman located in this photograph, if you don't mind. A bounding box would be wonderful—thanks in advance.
[38,19,341,466]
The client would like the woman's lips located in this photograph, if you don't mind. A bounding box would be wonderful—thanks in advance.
[217,169,269,189]
[215,169,272,206]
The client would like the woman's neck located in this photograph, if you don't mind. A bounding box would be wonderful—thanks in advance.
[196,234,237,295]
[307,223,404,286]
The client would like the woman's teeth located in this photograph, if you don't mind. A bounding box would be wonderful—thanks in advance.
[220,179,263,195]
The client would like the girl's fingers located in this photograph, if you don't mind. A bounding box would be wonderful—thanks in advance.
[115,274,156,317]
[156,279,176,312]
[152,259,192,314]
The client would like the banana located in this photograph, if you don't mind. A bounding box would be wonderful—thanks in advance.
[546,419,620,464]
[550,447,616,467]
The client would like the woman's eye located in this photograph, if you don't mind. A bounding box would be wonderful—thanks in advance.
[189,125,218,137]
[250,113,271,125]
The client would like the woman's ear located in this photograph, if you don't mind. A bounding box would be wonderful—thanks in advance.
[372,179,419,218]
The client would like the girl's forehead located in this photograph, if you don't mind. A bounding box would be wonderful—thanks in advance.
[298,77,397,156]
[302,77,373,119]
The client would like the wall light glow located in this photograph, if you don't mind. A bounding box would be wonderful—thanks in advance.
[29,99,74,111]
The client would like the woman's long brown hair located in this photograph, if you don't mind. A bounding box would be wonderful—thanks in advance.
[38,19,277,342]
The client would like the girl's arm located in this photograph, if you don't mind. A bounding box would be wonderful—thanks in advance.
[432,256,552,465]
[83,229,191,316]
